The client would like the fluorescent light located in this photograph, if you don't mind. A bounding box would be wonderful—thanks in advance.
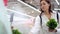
[54,8,60,10]
[17,0,40,13]
[55,0,59,5]
[6,8,35,18]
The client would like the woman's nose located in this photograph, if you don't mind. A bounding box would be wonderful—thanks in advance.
[41,6,44,9]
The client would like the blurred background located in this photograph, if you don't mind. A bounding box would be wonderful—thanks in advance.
[5,0,60,34]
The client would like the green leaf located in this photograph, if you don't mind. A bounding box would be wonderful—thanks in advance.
[12,29,22,34]
[46,19,58,29]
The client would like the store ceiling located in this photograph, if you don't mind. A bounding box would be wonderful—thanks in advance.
[8,0,60,9]
[8,0,60,5]
[7,1,40,17]
[7,0,60,18]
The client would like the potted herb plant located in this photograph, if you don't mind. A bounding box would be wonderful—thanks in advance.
[46,19,58,32]
[11,26,22,34]
[12,29,22,34]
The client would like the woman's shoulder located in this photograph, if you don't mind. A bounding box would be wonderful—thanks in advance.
[52,10,57,14]
[52,10,60,14]
[52,10,60,18]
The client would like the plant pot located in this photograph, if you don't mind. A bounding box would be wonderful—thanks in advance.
[48,28,57,32]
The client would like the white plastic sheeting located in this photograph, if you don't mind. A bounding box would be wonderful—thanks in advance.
[0,0,12,34]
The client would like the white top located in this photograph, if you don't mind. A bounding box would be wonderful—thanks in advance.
[30,11,60,34]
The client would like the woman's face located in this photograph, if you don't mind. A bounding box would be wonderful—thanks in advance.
[40,1,50,12]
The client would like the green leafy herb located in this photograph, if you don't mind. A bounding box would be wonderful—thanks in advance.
[46,19,58,29]
[12,29,22,34]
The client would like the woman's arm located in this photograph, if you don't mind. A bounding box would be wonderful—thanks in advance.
[56,12,60,33]
[58,13,60,28]
[59,13,60,25]
[56,12,60,29]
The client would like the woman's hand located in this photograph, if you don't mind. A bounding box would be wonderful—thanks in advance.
[48,28,57,32]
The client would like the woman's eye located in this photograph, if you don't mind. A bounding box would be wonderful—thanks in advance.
[43,3,46,5]
[40,3,46,6]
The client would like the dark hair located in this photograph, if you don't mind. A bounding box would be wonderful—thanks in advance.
[40,0,52,14]
[39,0,52,27]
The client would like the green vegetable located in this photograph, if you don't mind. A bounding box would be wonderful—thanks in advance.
[46,19,58,29]
[12,29,22,34]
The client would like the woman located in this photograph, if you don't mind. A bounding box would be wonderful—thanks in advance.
[29,0,60,34]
